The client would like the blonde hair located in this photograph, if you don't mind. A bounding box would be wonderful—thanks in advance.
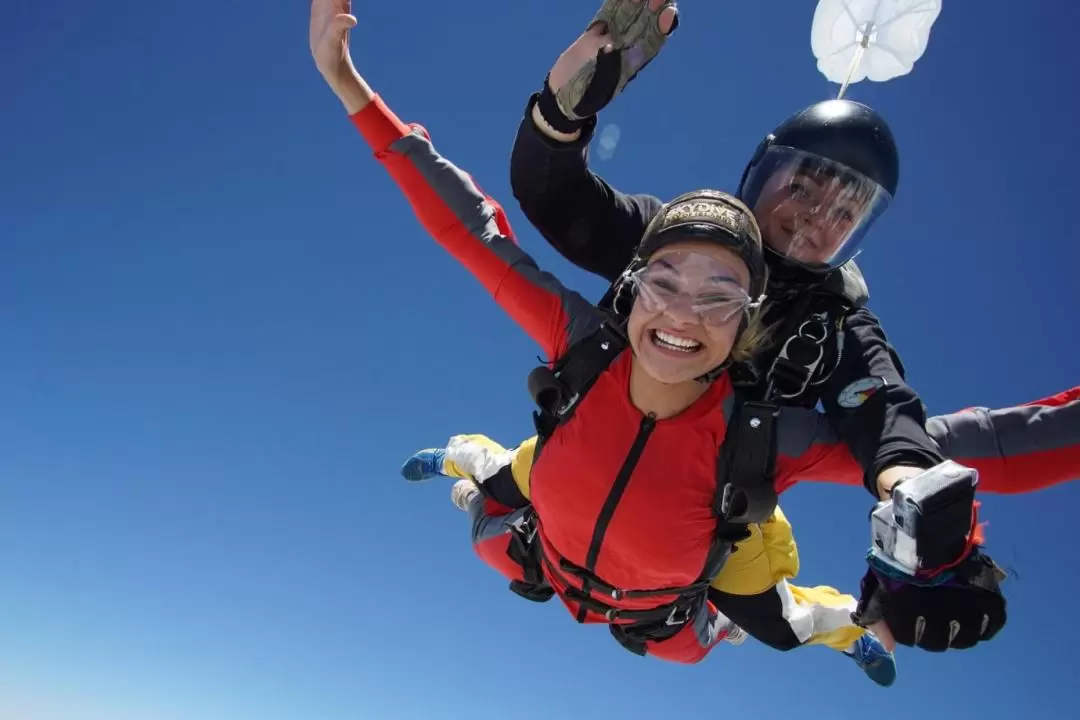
[728,266,774,365]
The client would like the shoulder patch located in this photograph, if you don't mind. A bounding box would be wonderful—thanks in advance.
[838,376,887,408]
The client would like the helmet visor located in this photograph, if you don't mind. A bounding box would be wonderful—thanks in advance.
[741,146,892,270]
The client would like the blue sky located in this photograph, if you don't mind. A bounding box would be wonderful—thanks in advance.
[2,0,1078,718]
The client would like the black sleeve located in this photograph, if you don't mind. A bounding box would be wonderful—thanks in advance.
[707,587,803,651]
[480,463,529,510]
[509,92,664,284]
[820,307,946,496]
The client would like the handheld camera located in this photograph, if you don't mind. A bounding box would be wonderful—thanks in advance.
[869,460,979,576]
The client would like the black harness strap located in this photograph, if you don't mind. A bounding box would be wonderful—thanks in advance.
[505,510,553,603]
[564,587,698,625]
[557,556,712,601]
[715,399,780,525]
[527,319,628,442]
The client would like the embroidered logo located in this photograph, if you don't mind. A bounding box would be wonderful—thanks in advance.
[838,376,887,408]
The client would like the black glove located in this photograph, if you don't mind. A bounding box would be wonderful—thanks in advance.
[852,550,1007,651]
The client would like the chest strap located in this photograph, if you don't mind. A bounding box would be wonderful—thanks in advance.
[716,398,780,525]
[527,319,627,442]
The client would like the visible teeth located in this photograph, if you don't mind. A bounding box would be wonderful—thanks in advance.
[653,330,701,352]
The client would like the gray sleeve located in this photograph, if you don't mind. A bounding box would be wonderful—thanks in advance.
[925,396,1080,494]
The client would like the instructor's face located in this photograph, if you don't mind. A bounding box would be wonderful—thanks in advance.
[753,170,868,266]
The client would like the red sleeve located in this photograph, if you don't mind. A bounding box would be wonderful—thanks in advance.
[349,96,600,359]
[770,409,865,494]
[773,387,1080,496]
[927,387,1080,494]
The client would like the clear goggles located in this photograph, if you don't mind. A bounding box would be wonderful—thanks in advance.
[626,250,764,327]
[740,146,892,270]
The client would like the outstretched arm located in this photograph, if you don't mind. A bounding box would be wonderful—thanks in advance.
[819,306,946,496]
[771,386,1080,496]
[310,0,601,359]
[926,387,1080,494]
[508,1,678,284]
[510,95,661,283]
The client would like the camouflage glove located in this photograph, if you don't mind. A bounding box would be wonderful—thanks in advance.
[554,0,678,122]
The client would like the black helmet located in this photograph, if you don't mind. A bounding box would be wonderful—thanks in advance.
[738,99,899,274]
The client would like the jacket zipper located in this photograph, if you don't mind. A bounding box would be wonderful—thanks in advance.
[573,413,657,621]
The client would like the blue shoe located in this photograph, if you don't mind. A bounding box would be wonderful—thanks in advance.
[846,632,897,687]
[400,448,447,481]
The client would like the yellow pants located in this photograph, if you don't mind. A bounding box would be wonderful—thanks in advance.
[444,433,865,652]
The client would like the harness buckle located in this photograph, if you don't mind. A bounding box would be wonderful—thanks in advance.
[766,314,830,400]
[665,603,692,627]
[797,316,829,344]
[719,483,736,519]
[508,510,538,544]
[554,390,581,418]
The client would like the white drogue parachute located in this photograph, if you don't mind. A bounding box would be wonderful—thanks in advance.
[811,0,943,98]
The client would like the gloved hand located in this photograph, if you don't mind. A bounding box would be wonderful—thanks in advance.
[537,0,678,134]
[852,549,1008,652]
[854,460,1007,651]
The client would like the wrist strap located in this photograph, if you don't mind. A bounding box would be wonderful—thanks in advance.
[537,77,588,135]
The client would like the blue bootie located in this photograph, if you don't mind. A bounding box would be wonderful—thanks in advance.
[847,632,897,687]
[400,448,447,481]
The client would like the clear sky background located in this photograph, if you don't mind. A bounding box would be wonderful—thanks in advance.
[2,1,1078,718]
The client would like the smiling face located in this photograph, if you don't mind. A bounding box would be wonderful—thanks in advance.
[626,240,753,385]
[753,165,874,266]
